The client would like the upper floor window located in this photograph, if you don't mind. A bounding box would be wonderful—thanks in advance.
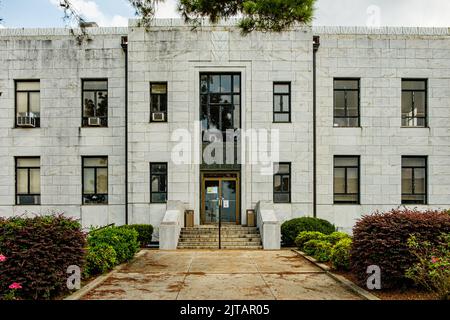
[334,156,360,204]
[334,79,360,127]
[273,163,291,203]
[150,163,167,203]
[16,157,40,205]
[402,79,427,127]
[82,157,108,205]
[402,156,427,204]
[82,80,108,127]
[150,82,168,122]
[16,80,40,128]
[273,82,291,123]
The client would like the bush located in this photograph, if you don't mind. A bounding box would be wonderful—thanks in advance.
[325,232,350,245]
[331,238,352,271]
[303,240,333,262]
[120,224,153,247]
[406,233,450,300]
[84,244,117,276]
[295,231,326,250]
[87,226,139,265]
[351,209,450,288]
[0,215,86,300]
[281,217,336,246]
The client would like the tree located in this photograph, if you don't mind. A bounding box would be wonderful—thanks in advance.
[61,0,315,34]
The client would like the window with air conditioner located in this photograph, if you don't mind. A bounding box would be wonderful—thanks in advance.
[16,157,41,205]
[82,80,108,127]
[15,80,40,128]
[150,82,168,122]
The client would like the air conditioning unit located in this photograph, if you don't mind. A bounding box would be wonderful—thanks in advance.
[88,117,101,126]
[17,114,37,128]
[152,112,166,122]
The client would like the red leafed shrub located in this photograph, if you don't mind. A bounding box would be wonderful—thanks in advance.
[0,214,86,300]
[350,208,450,289]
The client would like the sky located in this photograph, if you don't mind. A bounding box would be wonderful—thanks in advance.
[0,0,449,28]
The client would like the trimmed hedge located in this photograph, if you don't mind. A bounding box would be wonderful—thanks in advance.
[120,224,153,247]
[351,209,450,288]
[0,215,86,300]
[303,240,332,262]
[325,232,350,245]
[331,238,352,271]
[295,231,326,249]
[87,226,139,265]
[84,243,117,276]
[281,217,336,246]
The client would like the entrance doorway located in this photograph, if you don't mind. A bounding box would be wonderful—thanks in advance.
[201,172,240,225]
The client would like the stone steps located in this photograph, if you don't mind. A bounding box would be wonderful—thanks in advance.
[177,225,262,250]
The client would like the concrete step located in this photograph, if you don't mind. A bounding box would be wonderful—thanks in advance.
[181,230,259,235]
[179,240,261,245]
[180,237,261,242]
[180,233,261,238]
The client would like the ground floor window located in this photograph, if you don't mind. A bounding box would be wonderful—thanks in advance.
[82,156,108,204]
[334,156,360,204]
[150,163,167,203]
[16,157,40,205]
[402,156,427,204]
[273,163,291,203]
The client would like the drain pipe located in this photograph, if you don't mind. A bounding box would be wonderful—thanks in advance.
[313,35,320,218]
[121,36,129,225]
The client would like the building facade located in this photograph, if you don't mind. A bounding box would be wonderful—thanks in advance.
[1,20,450,237]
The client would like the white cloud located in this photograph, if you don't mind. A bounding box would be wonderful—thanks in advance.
[154,0,179,18]
[49,0,129,27]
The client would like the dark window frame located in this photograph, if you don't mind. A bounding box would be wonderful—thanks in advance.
[150,162,168,203]
[273,82,291,123]
[82,156,108,205]
[333,78,360,127]
[273,162,291,203]
[199,72,241,132]
[150,82,168,123]
[333,156,360,204]
[401,79,427,128]
[401,156,427,204]
[15,156,41,205]
[81,79,109,127]
[15,79,41,128]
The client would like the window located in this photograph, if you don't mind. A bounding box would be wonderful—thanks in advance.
[402,156,427,204]
[150,82,168,122]
[334,79,360,127]
[273,163,291,203]
[273,82,291,123]
[82,157,108,204]
[15,80,40,128]
[334,156,360,204]
[16,157,40,205]
[402,79,427,127]
[150,163,167,203]
[82,80,108,127]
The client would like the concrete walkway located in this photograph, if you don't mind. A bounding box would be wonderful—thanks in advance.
[80,250,362,300]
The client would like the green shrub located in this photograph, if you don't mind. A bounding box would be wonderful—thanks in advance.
[0,214,85,300]
[120,224,153,247]
[295,231,326,250]
[406,233,450,300]
[331,238,352,271]
[87,226,139,265]
[281,217,335,246]
[326,232,351,245]
[303,240,333,262]
[84,244,117,276]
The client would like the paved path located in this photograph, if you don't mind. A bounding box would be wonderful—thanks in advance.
[80,249,362,300]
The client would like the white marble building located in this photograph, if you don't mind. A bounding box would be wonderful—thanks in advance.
[1,20,449,238]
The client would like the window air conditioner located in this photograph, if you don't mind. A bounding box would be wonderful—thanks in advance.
[17,113,37,128]
[152,112,166,122]
[88,117,101,126]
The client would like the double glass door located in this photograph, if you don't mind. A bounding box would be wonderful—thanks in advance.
[202,174,239,224]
